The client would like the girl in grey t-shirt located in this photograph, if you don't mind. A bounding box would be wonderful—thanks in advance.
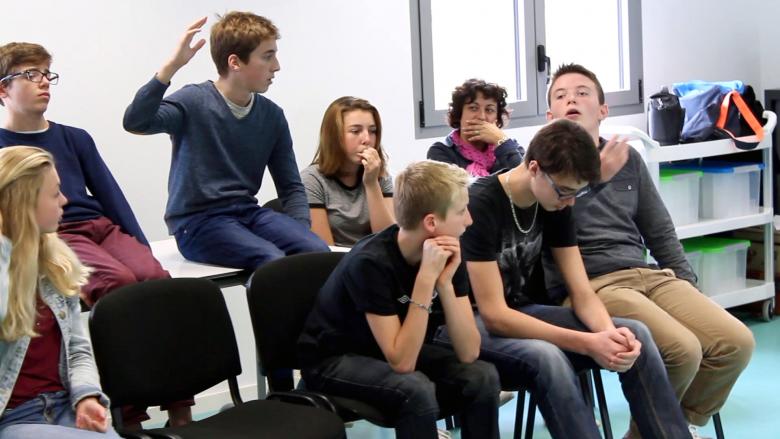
[301,97,395,247]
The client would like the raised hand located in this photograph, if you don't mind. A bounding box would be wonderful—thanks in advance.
[462,119,505,145]
[158,16,208,84]
[599,135,630,182]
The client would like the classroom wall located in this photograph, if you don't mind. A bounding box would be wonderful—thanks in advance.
[1,0,769,243]
[1,0,771,419]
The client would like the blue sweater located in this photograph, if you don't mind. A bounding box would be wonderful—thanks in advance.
[123,77,310,234]
[0,123,148,245]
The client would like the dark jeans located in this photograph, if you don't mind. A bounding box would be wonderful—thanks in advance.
[302,344,500,439]
[435,305,691,439]
[174,204,329,270]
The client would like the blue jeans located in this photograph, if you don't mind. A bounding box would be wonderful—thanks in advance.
[174,204,329,270]
[302,344,500,439]
[434,305,690,439]
[0,391,121,439]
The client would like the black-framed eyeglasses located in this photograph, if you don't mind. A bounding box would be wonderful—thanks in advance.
[0,69,59,85]
[541,171,590,200]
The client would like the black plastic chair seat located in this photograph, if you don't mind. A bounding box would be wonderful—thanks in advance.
[143,399,345,439]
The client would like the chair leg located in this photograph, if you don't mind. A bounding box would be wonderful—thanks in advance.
[592,370,613,439]
[445,416,455,431]
[513,391,526,439]
[579,370,595,414]
[525,395,536,439]
[713,412,725,439]
[256,352,267,399]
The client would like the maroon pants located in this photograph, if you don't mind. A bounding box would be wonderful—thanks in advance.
[59,217,193,422]
[58,216,170,306]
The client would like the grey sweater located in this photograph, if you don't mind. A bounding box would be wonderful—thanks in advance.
[545,147,696,294]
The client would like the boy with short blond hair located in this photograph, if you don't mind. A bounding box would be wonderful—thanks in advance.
[124,12,327,270]
[299,160,500,439]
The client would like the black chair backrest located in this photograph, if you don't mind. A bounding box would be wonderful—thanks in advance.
[262,198,284,213]
[89,278,242,407]
[246,252,345,381]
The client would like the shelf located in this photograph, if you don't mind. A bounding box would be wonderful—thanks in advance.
[646,136,769,162]
[675,208,774,239]
[601,110,777,164]
[708,279,775,309]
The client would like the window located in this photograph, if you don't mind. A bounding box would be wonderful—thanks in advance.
[411,0,643,134]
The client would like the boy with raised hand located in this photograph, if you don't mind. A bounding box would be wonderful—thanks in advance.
[0,42,170,308]
[544,63,754,439]
[124,13,328,270]
[298,160,500,439]
[435,119,691,438]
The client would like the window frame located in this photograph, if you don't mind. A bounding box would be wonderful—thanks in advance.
[411,0,644,138]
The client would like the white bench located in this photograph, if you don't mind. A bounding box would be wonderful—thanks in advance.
[149,238,250,288]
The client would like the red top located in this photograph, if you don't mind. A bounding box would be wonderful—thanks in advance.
[7,297,65,409]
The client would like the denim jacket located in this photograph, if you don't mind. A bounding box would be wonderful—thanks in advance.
[0,236,109,416]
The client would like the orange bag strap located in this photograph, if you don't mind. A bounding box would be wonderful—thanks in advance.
[716,90,765,141]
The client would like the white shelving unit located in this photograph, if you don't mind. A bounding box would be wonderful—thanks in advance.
[603,111,777,320]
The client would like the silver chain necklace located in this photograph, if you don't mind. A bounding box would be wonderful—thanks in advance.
[504,169,538,234]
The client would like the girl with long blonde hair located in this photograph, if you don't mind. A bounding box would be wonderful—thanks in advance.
[0,146,119,438]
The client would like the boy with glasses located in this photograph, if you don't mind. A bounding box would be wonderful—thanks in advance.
[544,64,754,439]
[0,42,188,429]
[123,13,328,270]
[0,42,171,307]
[434,119,691,438]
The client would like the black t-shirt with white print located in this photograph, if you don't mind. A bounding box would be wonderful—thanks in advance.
[297,224,470,367]
[462,173,577,308]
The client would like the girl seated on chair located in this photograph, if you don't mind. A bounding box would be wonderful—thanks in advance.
[0,146,120,438]
[301,96,396,247]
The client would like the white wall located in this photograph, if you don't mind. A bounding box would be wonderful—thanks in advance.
[1,0,771,241]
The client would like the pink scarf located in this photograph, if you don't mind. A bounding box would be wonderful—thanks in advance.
[452,130,496,177]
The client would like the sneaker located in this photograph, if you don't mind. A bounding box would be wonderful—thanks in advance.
[688,424,713,439]
[499,391,515,405]
[437,428,453,439]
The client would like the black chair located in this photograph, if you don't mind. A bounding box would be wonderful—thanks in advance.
[262,198,283,213]
[89,277,345,439]
[713,412,725,439]
[246,252,467,429]
[466,367,610,439]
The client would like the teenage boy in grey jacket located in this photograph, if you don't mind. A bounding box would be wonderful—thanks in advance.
[543,63,754,439]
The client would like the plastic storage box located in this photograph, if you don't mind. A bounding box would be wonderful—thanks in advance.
[681,237,750,297]
[685,250,702,281]
[658,168,702,226]
[668,162,763,219]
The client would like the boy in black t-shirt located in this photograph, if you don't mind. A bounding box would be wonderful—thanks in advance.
[435,119,690,439]
[298,160,499,439]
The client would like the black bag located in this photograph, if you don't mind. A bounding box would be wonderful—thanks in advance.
[648,87,685,146]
